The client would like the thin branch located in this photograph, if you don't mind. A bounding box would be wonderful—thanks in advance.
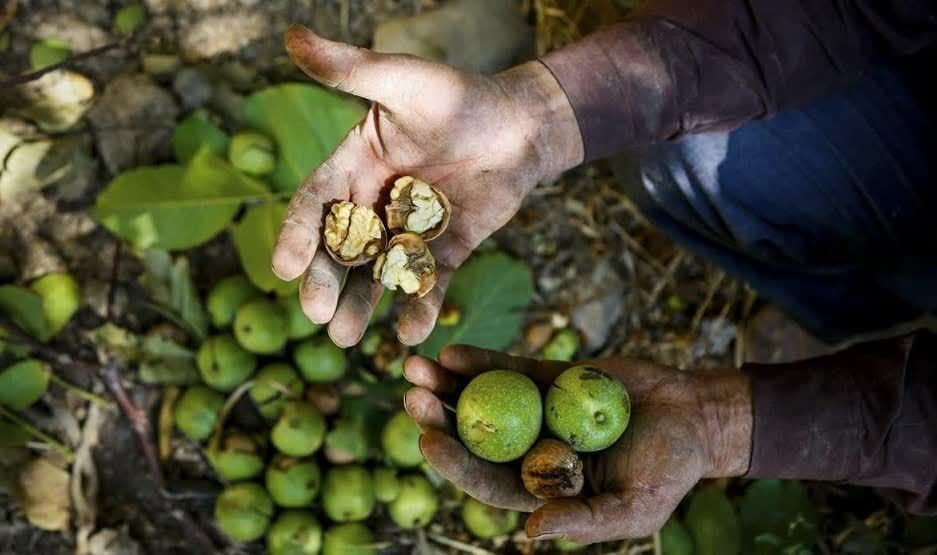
[106,240,121,322]
[0,41,123,88]
[0,405,75,461]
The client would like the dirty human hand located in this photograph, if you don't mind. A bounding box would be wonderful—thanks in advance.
[403,346,752,544]
[271,25,583,347]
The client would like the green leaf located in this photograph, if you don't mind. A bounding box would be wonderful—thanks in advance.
[418,253,532,360]
[242,83,366,193]
[687,486,741,555]
[0,359,51,410]
[138,334,199,385]
[168,257,208,341]
[0,421,31,448]
[94,150,270,250]
[740,480,817,555]
[138,249,173,305]
[173,110,229,164]
[0,286,52,342]
[232,202,299,296]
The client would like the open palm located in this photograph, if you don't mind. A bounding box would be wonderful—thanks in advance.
[402,345,751,544]
[272,25,581,347]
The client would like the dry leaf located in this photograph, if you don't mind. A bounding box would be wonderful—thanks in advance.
[17,456,71,531]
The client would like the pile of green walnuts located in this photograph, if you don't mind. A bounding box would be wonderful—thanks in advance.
[169,275,522,554]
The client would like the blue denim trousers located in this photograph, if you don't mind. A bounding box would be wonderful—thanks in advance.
[615,67,937,344]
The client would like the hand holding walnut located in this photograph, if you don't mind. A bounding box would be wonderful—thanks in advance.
[271,25,583,347]
[402,346,753,544]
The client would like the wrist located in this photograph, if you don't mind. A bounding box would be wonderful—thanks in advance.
[493,61,584,183]
[694,371,753,477]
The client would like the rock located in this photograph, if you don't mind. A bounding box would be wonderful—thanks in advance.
[178,10,270,61]
[88,527,144,555]
[32,12,111,52]
[373,0,533,73]
[690,318,738,360]
[172,66,214,110]
[571,260,625,352]
[87,73,179,174]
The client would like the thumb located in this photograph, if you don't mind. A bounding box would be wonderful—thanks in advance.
[285,24,417,106]
[526,494,665,544]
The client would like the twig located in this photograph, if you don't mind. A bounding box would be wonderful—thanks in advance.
[48,373,116,409]
[691,270,726,331]
[106,240,121,322]
[99,361,164,487]
[646,251,686,307]
[0,405,75,462]
[0,41,123,88]
[426,533,496,555]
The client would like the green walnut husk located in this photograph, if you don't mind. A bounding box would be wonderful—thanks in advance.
[214,482,274,542]
[206,275,260,328]
[545,365,630,452]
[207,430,265,482]
[228,131,277,176]
[278,294,321,340]
[250,363,304,421]
[456,370,542,462]
[322,465,375,523]
[387,474,438,529]
[271,401,325,457]
[293,337,347,383]
[30,273,81,336]
[174,385,225,441]
[461,497,519,539]
[196,334,257,392]
[372,467,400,503]
[381,410,423,467]
[267,511,322,555]
[265,455,321,508]
[234,299,289,354]
[322,523,375,555]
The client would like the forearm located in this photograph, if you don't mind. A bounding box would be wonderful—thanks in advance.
[541,0,936,161]
[744,332,937,513]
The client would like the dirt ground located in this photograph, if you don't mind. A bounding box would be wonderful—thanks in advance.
[0,1,915,554]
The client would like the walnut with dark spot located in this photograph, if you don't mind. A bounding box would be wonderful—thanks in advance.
[521,438,584,499]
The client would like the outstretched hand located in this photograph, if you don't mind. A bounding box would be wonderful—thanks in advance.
[271,25,583,347]
[403,346,752,544]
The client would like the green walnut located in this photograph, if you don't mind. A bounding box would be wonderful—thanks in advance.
[278,294,321,340]
[456,370,542,462]
[229,131,277,176]
[174,386,225,441]
[250,363,304,421]
[31,272,81,336]
[293,338,347,383]
[387,474,438,529]
[381,410,423,467]
[322,523,375,555]
[322,465,375,522]
[215,482,274,542]
[0,359,50,410]
[208,430,265,482]
[207,275,260,328]
[197,334,257,392]
[461,497,519,539]
[545,365,630,452]
[234,299,289,354]
[372,467,400,503]
[267,511,322,555]
[265,455,321,508]
[271,401,326,457]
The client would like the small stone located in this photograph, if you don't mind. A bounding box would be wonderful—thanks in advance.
[173,67,214,110]
[179,11,269,61]
[570,260,625,352]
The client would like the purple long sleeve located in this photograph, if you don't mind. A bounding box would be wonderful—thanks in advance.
[745,333,937,514]
[541,0,936,161]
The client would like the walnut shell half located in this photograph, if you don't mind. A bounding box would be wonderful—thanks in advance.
[323,201,388,267]
[521,438,584,500]
[385,176,451,241]
[372,233,437,297]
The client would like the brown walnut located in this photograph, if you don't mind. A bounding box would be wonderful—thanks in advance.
[521,438,584,500]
